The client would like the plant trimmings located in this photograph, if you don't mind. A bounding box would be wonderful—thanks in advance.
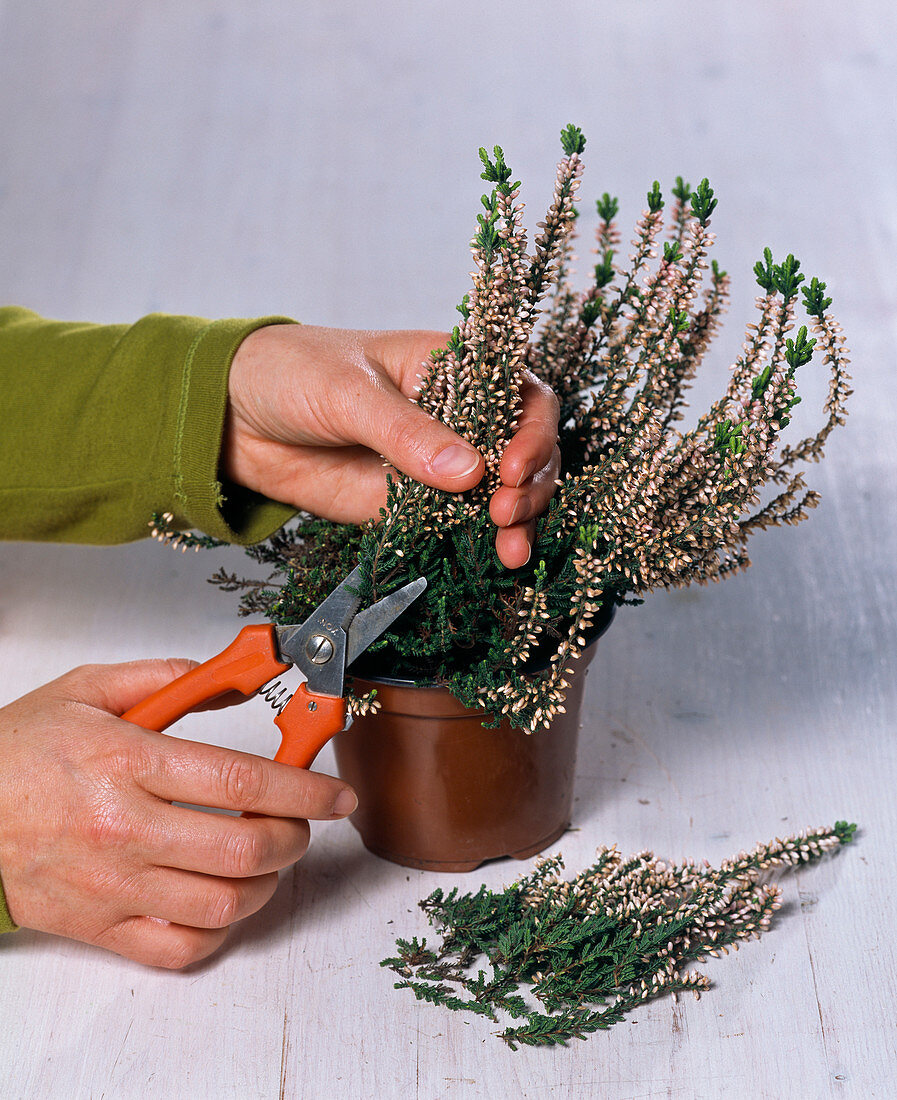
[164,124,850,730]
[382,822,857,1049]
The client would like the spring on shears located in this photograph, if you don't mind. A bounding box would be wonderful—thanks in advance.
[259,678,293,715]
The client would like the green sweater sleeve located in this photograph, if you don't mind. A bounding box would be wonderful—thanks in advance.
[0,306,298,544]
[0,307,301,935]
[0,872,15,934]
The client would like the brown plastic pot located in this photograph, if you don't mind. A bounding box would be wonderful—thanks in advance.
[333,607,614,872]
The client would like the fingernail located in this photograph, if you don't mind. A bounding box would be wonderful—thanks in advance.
[432,444,480,478]
[333,789,358,817]
[508,499,525,526]
[514,460,536,488]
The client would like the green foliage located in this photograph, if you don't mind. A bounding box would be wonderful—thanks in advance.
[383,823,856,1048]
[755,247,776,293]
[578,522,601,550]
[594,251,615,288]
[803,276,833,318]
[743,326,815,430]
[690,178,717,225]
[751,364,773,399]
[672,176,692,203]
[474,202,501,260]
[446,325,464,356]
[479,144,513,184]
[754,249,808,301]
[647,180,664,213]
[714,418,746,457]
[579,297,602,328]
[668,306,690,335]
[560,123,586,156]
[774,253,805,301]
[785,325,816,370]
[596,192,619,222]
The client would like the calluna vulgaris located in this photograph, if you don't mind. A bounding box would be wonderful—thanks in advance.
[159,124,851,731]
[383,821,857,1047]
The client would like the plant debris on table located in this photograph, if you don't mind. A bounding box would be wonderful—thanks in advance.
[382,821,856,1049]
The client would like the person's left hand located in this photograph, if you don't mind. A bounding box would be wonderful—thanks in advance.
[224,325,560,569]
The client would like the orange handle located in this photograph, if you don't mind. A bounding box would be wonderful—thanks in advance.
[122,624,291,733]
[273,681,347,769]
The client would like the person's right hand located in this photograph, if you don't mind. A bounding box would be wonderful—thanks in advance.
[0,660,357,968]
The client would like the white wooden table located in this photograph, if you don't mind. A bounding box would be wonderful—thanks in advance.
[1,2,894,1096]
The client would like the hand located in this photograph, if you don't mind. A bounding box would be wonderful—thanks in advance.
[224,325,560,569]
[0,661,357,968]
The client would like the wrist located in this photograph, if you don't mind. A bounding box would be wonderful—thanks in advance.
[223,323,296,489]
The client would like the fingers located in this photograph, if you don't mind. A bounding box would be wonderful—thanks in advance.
[499,372,560,490]
[97,916,229,970]
[490,446,561,568]
[98,868,281,967]
[146,802,311,877]
[321,328,485,492]
[495,521,536,570]
[490,444,561,528]
[0,663,344,969]
[58,658,201,714]
[485,372,560,568]
[366,363,560,567]
[351,383,485,494]
[138,730,357,820]
[60,658,246,717]
[136,867,280,930]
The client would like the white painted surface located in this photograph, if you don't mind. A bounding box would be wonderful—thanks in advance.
[0,2,894,1097]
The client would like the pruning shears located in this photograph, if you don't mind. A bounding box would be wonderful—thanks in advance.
[122,564,426,769]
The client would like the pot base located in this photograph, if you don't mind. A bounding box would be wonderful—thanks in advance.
[355,819,571,873]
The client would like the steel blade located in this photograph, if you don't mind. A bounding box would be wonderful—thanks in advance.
[346,576,427,668]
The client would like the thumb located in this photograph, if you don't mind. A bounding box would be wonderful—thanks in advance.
[356,385,485,492]
[58,658,200,715]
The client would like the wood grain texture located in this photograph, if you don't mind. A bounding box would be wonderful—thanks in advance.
[1,1,894,1096]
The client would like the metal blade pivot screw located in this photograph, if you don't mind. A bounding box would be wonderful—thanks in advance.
[307,634,334,664]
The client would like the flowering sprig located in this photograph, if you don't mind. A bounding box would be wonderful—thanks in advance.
[383,821,857,1048]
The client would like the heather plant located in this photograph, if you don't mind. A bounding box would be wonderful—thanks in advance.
[382,821,857,1048]
[158,124,850,730]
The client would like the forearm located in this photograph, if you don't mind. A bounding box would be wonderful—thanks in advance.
[0,307,297,544]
